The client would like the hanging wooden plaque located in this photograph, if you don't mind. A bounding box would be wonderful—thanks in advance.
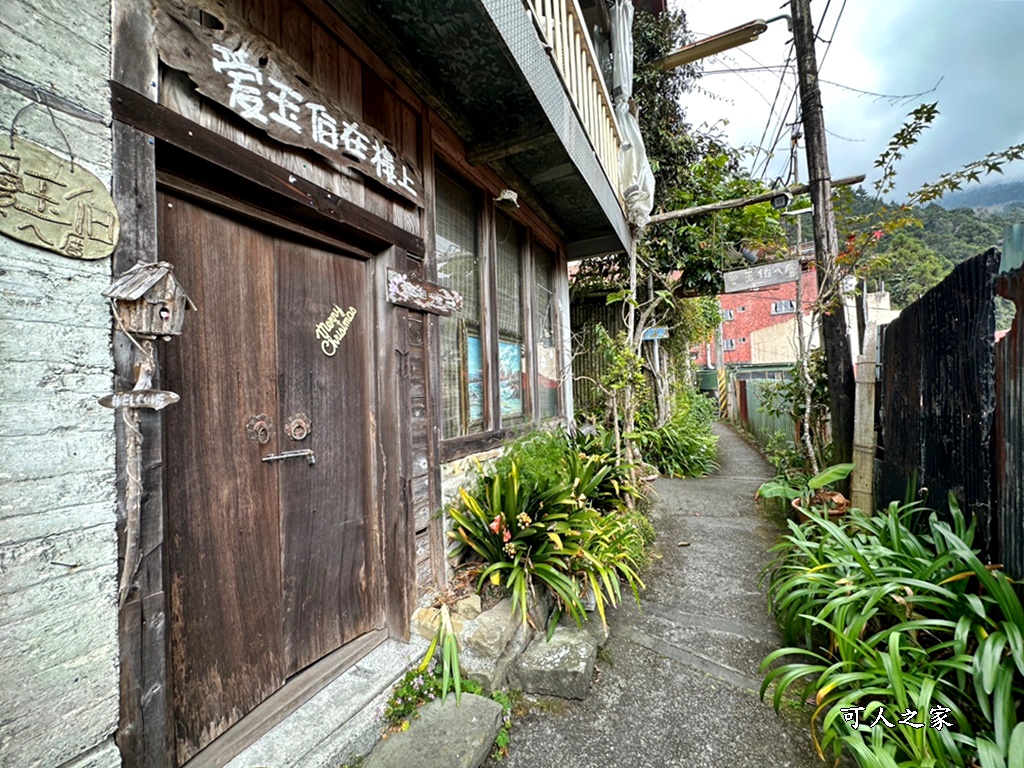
[153,0,423,207]
[386,268,462,316]
[98,389,180,410]
[0,135,119,260]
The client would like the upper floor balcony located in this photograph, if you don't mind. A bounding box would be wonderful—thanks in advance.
[330,0,631,258]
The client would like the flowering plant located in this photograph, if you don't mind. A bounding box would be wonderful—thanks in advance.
[448,459,643,627]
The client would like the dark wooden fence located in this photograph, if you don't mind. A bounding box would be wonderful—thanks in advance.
[877,242,1024,576]
[995,227,1024,580]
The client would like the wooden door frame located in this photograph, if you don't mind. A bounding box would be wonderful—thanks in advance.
[111,5,421,764]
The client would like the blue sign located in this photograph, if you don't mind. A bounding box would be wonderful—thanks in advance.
[642,326,669,341]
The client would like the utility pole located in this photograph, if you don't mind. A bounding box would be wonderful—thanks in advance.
[791,124,806,363]
[790,0,856,470]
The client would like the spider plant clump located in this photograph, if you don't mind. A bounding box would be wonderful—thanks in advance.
[447,429,653,629]
[759,496,1024,768]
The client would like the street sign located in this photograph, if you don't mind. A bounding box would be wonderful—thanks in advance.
[642,326,669,341]
[723,258,801,293]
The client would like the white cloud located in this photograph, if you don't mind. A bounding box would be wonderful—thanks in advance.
[668,0,1024,198]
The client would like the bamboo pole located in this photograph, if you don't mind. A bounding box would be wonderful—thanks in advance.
[647,174,864,225]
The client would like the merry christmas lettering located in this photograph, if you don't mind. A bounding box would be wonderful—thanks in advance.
[315,304,357,357]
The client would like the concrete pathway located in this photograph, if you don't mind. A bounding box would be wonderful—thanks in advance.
[494,422,823,768]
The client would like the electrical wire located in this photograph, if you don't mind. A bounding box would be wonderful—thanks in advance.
[749,43,795,176]
[711,50,795,113]
[755,89,798,180]
[818,0,848,71]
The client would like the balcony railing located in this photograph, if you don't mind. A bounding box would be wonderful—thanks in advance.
[528,0,622,203]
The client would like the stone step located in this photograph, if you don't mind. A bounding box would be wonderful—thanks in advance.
[225,636,430,768]
[510,623,598,700]
[361,693,503,768]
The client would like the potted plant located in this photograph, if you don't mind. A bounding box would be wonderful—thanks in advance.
[756,463,855,522]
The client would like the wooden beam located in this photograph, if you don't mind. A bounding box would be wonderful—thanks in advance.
[0,66,106,125]
[110,81,425,256]
[647,174,865,225]
[467,127,559,165]
[111,0,172,765]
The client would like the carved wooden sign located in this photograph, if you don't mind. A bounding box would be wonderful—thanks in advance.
[723,258,801,294]
[0,135,119,260]
[153,0,422,207]
[386,268,463,316]
[98,389,181,410]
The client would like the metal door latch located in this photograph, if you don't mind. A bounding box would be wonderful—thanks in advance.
[261,449,316,466]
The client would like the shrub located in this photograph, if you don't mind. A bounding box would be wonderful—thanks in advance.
[493,429,572,495]
[448,458,646,627]
[628,388,719,478]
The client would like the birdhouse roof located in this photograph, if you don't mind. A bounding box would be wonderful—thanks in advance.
[103,261,196,308]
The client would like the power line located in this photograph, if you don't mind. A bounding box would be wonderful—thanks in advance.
[711,50,795,113]
[825,128,865,143]
[701,65,792,75]
[758,0,846,179]
[818,0,848,71]
[756,89,798,180]
[819,76,944,105]
[749,43,795,176]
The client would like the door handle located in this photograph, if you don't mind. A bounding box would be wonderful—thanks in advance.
[262,449,316,466]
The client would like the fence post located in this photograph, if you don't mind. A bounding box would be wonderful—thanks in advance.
[851,322,878,513]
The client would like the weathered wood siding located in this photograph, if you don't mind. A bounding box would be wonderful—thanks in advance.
[156,0,423,240]
[0,1,120,767]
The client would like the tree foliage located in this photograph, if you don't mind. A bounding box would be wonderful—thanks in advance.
[834,103,1022,328]
[573,8,785,337]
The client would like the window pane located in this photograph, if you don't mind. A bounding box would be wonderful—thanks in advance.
[435,173,481,438]
[535,248,560,419]
[495,214,524,420]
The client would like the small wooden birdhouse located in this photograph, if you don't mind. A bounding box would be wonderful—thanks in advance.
[103,261,196,339]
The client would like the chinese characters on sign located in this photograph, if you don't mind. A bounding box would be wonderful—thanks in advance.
[841,705,955,731]
[154,0,422,206]
[315,304,357,357]
[723,258,801,294]
[0,136,119,260]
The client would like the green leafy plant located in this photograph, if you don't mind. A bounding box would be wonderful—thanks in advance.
[382,619,476,732]
[760,496,1024,768]
[449,461,597,625]
[756,462,854,518]
[489,689,514,761]
[627,387,719,478]
[421,604,462,704]
[448,454,650,627]
[494,429,574,496]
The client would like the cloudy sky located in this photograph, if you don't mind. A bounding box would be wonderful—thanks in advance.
[671,0,1024,199]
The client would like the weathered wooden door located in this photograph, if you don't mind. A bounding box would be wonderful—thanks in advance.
[160,189,382,764]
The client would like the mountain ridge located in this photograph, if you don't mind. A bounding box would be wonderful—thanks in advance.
[936,180,1024,212]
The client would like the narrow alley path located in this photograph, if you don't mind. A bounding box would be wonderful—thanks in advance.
[496,422,824,768]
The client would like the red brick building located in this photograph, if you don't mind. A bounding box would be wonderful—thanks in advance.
[694,263,819,366]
